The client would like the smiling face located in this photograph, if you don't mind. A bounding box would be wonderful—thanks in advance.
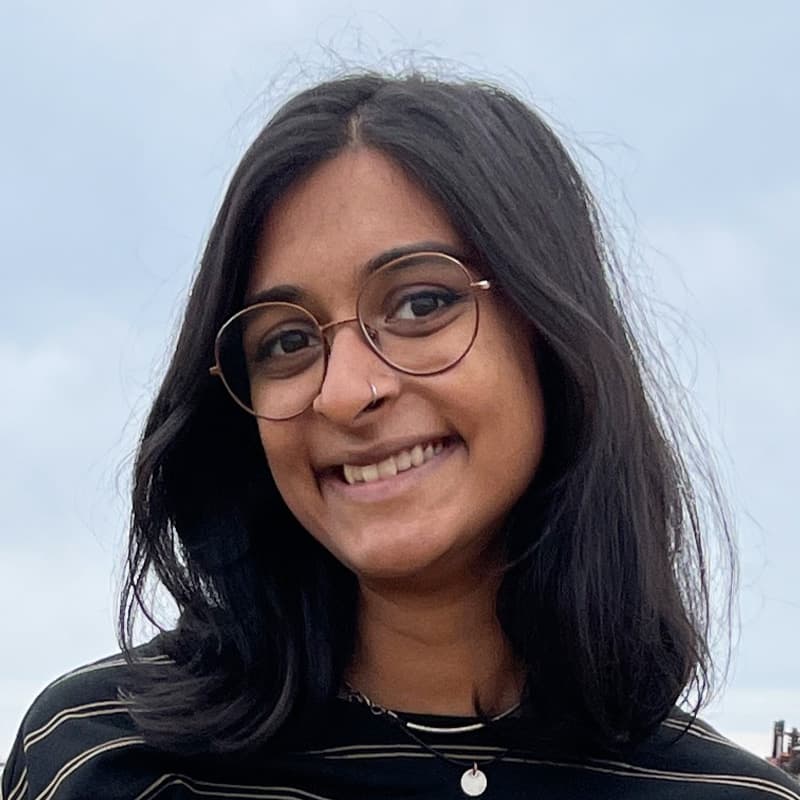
[248,148,545,588]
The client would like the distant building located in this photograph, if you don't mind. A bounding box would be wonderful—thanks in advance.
[769,720,800,778]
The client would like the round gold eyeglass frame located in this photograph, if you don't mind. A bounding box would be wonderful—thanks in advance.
[208,251,492,421]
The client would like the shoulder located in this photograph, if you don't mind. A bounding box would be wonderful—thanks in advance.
[22,643,169,728]
[15,640,172,748]
[1,641,172,800]
[600,710,800,798]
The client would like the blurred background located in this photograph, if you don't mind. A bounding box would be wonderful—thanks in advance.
[1,0,797,759]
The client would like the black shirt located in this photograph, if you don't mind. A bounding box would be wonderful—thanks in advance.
[3,651,799,799]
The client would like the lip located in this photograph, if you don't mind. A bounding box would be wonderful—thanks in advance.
[319,437,463,503]
[316,434,456,471]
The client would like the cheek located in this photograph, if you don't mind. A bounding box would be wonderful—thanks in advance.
[256,421,314,503]
[473,315,542,414]
[256,421,354,553]
[475,323,546,474]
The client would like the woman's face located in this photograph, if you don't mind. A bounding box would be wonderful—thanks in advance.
[249,149,545,587]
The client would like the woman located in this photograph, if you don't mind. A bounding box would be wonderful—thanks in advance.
[3,72,798,800]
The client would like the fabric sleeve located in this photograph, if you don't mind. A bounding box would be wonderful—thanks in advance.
[0,653,152,800]
[2,721,29,800]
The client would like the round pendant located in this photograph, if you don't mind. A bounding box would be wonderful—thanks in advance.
[460,766,488,796]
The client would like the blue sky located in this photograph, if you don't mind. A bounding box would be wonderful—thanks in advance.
[1,1,798,758]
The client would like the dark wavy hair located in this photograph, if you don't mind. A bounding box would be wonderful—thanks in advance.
[120,71,733,757]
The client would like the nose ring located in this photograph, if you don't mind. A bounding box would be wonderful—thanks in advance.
[367,381,379,409]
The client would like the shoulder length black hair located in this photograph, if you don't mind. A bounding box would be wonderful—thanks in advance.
[120,71,733,756]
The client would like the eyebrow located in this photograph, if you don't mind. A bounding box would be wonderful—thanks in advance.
[243,240,469,307]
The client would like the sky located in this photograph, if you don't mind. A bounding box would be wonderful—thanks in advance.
[1,0,798,761]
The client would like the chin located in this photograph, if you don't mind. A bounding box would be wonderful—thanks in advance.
[328,522,497,588]
[339,537,444,581]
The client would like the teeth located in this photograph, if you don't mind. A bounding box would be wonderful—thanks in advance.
[361,464,379,482]
[377,457,398,478]
[395,450,412,471]
[342,440,446,485]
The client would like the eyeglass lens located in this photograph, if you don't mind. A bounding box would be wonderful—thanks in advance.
[215,254,479,420]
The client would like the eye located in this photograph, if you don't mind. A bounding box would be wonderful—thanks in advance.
[277,330,311,355]
[252,324,322,367]
[388,287,460,321]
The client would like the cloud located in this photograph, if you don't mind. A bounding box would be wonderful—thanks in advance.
[0,313,156,551]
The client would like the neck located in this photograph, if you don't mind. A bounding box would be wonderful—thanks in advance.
[345,572,522,717]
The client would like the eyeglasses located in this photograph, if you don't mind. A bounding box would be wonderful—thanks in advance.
[209,251,492,420]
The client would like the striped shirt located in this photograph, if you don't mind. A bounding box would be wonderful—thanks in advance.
[2,651,799,799]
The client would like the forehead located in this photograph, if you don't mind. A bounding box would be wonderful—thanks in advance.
[247,149,465,306]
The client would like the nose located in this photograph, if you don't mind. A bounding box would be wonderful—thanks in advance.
[312,321,398,425]
[313,322,388,423]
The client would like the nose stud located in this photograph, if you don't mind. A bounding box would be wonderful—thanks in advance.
[367,381,379,409]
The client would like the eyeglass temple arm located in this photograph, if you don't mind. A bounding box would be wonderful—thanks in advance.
[470,279,491,290]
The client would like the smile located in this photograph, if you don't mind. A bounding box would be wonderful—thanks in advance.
[342,439,447,485]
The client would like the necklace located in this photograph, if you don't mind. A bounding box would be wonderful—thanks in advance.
[343,686,519,796]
